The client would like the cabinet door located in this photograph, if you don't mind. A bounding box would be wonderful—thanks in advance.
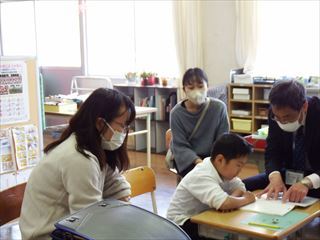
[0,173,16,190]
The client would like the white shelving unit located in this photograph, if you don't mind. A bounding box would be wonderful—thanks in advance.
[114,84,177,153]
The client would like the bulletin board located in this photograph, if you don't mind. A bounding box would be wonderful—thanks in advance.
[0,56,43,174]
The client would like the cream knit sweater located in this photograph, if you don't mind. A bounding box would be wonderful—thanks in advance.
[19,134,131,239]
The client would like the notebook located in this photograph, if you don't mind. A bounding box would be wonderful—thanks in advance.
[240,193,319,216]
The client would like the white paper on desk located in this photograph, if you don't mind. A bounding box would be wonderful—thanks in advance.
[260,193,319,208]
[240,194,319,216]
[240,198,295,216]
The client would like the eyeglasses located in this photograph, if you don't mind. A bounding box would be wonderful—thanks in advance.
[103,119,130,133]
[270,112,300,124]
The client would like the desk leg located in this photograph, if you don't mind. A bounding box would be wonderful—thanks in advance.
[147,113,151,168]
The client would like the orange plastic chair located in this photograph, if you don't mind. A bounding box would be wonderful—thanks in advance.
[123,166,157,214]
[0,182,27,226]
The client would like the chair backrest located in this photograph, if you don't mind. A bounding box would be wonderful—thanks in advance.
[0,182,27,226]
[123,166,156,197]
[70,75,113,95]
[165,129,172,150]
[123,166,158,214]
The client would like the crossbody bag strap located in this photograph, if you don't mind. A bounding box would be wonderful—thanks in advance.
[188,98,211,141]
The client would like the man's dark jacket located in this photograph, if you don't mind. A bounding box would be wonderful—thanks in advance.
[265,96,320,177]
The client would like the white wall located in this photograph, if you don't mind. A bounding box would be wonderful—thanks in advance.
[201,1,240,87]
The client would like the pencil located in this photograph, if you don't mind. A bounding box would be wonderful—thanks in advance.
[248,222,281,229]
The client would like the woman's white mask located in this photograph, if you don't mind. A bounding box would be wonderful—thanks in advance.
[101,122,126,151]
[185,83,208,105]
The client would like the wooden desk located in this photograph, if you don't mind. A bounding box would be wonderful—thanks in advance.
[45,106,157,168]
[191,202,320,240]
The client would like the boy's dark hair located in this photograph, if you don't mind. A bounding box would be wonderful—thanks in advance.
[44,88,136,172]
[269,80,306,111]
[182,68,209,86]
[211,133,252,162]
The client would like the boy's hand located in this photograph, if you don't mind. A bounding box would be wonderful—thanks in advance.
[243,191,256,204]
[118,196,131,202]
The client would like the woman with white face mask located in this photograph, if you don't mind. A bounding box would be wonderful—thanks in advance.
[169,68,230,177]
[20,88,136,240]
[243,80,320,202]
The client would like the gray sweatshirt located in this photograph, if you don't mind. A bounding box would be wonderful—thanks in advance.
[170,97,229,172]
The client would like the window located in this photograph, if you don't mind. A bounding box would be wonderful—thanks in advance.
[35,1,81,67]
[254,1,320,77]
[86,1,135,77]
[86,0,179,78]
[1,1,36,56]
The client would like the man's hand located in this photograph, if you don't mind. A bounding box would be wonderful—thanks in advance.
[257,172,287,199]
[282,183,308,203]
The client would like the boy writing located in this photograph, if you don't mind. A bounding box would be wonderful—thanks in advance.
[167,133,256,240]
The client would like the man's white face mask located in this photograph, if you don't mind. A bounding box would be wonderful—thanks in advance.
[276,111,303,132]
[276,120,302,132]
[185,83,208,105]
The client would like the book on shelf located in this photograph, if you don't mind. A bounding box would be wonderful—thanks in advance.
[231,110,251,116]
[240,193,319,216]
[155,92,177,121]
[233,94,251,100]
[139,96,155,108]
[232,88,250,94]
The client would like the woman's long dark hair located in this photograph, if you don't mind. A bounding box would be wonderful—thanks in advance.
[44,88,136,172]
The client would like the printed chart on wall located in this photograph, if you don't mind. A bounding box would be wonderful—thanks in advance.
[11,125,40,170]
[0,61,29,124]
[0,128,15,174]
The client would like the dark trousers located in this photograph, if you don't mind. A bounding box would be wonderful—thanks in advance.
[181,220,202,240]
[243,172,320,198]
[178,163,196,177]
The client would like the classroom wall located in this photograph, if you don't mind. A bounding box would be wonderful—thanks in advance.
[202,1,239,87]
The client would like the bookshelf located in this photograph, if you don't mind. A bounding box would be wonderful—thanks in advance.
[228,83,272,135]
[113,84,177,153]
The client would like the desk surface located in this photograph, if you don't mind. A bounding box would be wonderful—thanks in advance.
[45,106,157,117]
[191,201,320,240]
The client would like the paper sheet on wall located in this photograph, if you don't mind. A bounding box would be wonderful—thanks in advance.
[0,128,16,174]
[11,125,40,170]
[0,61,30,124]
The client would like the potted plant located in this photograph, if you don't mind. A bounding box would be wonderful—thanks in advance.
[140,72,158,85]
[125,72,138,85]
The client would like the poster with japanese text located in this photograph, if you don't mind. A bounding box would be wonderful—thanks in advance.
[11,125,39,170]
[0,128,15,174]
[0,61,29,124]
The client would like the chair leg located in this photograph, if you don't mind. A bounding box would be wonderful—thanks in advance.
[150,191,158,214]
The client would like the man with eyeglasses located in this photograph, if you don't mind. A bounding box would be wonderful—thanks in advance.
[243,80,320,202]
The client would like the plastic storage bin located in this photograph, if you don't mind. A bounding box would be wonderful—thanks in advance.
[231,118,252,131]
